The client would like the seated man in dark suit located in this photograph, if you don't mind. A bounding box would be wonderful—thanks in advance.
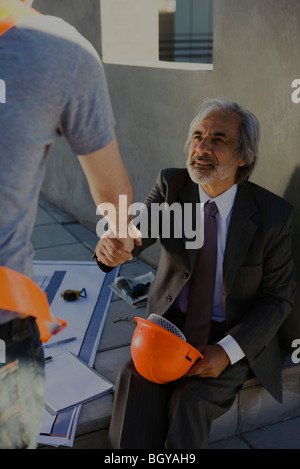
[94,98,296,449]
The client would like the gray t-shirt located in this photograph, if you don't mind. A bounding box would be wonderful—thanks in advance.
[0,15,115,323]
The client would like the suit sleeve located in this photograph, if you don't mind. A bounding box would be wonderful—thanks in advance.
[131,169,167,257]
[95,170,167,271]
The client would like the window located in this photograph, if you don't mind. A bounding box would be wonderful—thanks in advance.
[159,0,213,64]
[100,0,213,70]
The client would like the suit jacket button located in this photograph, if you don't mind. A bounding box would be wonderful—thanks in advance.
[166,295,172,302]
[181,272,189,279]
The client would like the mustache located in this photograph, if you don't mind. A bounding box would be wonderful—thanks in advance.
[190,155,217,167]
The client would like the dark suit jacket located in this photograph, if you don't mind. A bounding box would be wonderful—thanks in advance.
[99,168,296,403]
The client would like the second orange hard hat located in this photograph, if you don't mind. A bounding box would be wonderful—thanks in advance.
[131,314,203,384]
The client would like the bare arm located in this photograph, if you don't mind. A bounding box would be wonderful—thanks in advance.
[78,131,134,248]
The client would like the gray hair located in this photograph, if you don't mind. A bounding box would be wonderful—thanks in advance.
[184,97,260,184]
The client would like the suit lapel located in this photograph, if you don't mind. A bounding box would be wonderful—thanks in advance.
[223,183,258,293]
[176,180,258,286]
[178,179,200,270]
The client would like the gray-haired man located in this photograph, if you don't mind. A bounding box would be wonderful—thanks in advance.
[96,98,296,449]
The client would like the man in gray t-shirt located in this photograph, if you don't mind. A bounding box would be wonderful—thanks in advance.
[0,0,133,448]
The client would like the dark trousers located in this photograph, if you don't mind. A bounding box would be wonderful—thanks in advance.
[109,357,251,449]
[108,310,253,449]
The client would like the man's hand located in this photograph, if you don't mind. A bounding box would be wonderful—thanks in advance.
[185,344,230,378]
[94,226,142,267]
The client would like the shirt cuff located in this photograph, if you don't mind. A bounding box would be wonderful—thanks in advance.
[217,335,245,364]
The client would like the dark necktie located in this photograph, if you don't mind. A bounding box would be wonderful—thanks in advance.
[184,201,218,347]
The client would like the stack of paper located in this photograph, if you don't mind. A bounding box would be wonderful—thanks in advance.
[34,261,119,447]
[44,352,113,415]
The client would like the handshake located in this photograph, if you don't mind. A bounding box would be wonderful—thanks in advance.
[94,226,142,268]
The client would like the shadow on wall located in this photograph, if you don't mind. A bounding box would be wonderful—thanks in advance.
[279,166,300,353]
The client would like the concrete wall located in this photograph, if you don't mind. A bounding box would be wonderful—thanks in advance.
[33,0,102,235]
[35,0,300,334]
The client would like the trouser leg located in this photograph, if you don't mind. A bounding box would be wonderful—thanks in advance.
[166,358,252,449]
[0,317,45,449]
[108,359,174,449]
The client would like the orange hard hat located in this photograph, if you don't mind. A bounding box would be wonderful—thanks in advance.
[0,266,67,342]
[131,314,202,384]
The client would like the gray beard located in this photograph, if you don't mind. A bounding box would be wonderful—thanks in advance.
[186,158,239,185]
